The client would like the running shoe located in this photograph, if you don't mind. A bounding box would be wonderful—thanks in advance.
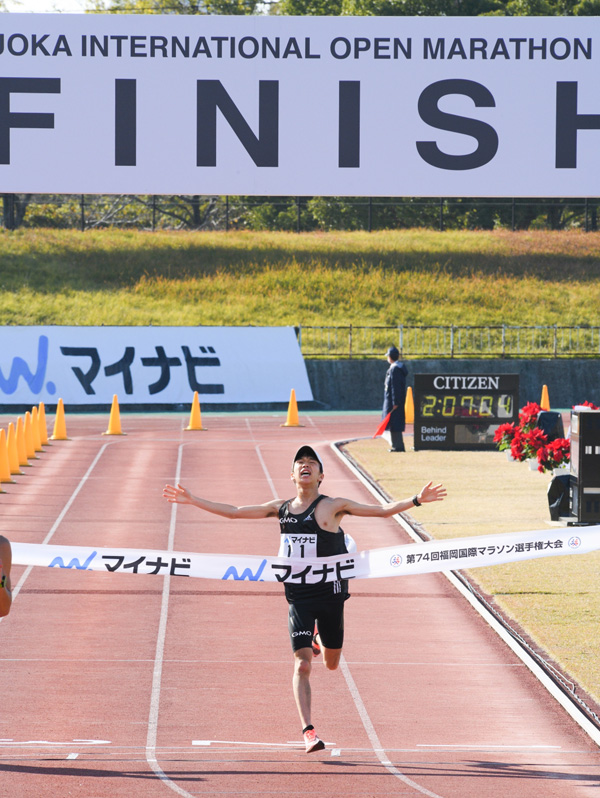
[312,625,320,657]
[312,633,321,657]
[304,728,325,754]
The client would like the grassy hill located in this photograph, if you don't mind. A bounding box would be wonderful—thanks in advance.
[1,227,600,327]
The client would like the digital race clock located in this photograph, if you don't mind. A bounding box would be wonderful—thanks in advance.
[413,374,520,450]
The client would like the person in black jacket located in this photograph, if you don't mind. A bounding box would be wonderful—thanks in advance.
[382,346,408,452]
[163,446,445,754]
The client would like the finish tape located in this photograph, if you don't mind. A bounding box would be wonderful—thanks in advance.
[10,524,600,583]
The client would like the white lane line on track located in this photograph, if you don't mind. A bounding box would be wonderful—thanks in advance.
[0,739,111,746]
[0,443,111,616]
[246,421,279,499]
[145,442,197,798]
[0,658,526,668]
[255,443,279,500]
[340,656,444,798]
[193,740,306,748]
[417,744,562,749]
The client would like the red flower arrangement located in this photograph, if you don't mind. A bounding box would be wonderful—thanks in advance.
[498,404,547,463]
[507,427,549,463]
[536,438,571,474]
[574,401,600,411]
[521,427,550,461]
[518,401,542,431]
[494,398,600,472]
[509,428,525,461]
[493,422,518,452]
[495,399,571,471]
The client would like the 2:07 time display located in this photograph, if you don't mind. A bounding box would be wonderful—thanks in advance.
[420,393,514,420]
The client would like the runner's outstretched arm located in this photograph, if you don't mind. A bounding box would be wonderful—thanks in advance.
[163,483,282,519]
[332,481,446,519]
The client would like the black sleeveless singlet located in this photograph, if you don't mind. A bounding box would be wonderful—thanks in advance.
[278,495,349,603]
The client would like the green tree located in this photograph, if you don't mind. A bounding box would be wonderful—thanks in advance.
[273,0,342,15]
[573,0,600,12]
[2,194,32,230]
[342,0,506,15]
[91,0,258,16]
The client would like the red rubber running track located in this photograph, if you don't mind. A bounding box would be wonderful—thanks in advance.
[0,411,599,798]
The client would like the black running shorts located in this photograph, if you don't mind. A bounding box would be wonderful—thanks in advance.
[288,597,345,652]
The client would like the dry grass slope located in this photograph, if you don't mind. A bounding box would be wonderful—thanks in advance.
[1,228,600,326]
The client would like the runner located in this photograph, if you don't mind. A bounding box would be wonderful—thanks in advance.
[163,445,446,753]
[0,535,13,617]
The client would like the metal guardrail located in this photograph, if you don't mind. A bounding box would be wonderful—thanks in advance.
[297,325,600,358]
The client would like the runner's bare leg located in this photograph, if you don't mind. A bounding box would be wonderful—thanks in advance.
[322,645,342,671]
[293,648,313,728]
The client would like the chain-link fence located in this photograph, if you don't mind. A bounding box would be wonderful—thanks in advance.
[2,193,599,232]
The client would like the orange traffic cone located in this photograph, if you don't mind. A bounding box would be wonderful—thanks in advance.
[7,423,22,475]
[185,391,205,431]
[50,398,69,441]
[103,395,125,436]
[281,389,303,428]
[404,386,414,424]
[0,429,13,485]
[16,416,30,466]
[31,406,43,453]
[38,402,49,446]
[540,384,551,411]
[24,412,38,460]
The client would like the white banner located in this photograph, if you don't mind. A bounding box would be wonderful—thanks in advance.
[0,326,312,405]
[1,14,599,196]
[10,525,600,582]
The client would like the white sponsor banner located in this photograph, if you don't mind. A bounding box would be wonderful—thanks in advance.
[0,325,312,405]
[0,14,599,196]
[10,525,600,582]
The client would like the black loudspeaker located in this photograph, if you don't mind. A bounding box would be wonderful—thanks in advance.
[536,410,565,442]
[548,474,570,521]
[570,409,600,523]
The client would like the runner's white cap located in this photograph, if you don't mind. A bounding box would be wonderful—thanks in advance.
[293,445,323,472]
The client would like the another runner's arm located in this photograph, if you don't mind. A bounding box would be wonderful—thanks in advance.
[332,481,446,518]
[162,483,282,519]
[0,536,12,617]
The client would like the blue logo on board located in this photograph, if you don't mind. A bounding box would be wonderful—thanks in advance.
[0,335,55,395]
[222,559,267,581]
[49,551,97,570]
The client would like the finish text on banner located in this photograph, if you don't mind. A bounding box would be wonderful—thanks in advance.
[0,14,598,196]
